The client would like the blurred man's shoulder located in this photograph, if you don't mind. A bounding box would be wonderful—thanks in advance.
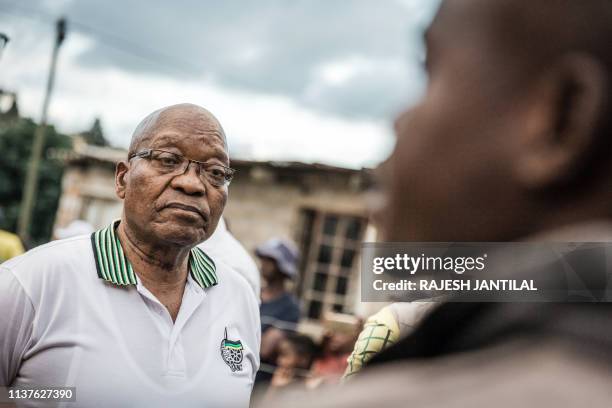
[266,339,612,408]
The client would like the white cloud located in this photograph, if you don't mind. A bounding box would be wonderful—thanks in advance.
[316,56,366,86]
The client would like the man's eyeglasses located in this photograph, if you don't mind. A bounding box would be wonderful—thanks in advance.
[128,148,236,187]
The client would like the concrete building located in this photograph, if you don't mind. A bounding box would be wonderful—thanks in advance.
[54,141,375,323]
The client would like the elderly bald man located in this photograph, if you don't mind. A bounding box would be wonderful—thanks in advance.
[0,104,260,407]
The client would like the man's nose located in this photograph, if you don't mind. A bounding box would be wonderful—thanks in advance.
[170,161,206,195]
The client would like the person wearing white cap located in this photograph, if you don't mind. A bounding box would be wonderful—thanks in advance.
[256,238,300,331]
[255,238,301,386]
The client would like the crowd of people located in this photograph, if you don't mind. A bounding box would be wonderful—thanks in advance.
[250,237,361,400]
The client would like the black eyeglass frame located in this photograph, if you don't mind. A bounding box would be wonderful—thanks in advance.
[128,148,236,187]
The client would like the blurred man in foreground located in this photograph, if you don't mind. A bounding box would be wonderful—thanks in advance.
[267,0,612,405]
[0,104,260,407]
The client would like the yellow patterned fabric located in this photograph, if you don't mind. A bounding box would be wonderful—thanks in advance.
[343,305,400,379]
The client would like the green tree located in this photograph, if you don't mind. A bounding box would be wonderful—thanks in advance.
[82,117,108,146]
[0,118,72,247]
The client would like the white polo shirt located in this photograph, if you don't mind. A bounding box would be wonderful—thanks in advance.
[0,221,260,407]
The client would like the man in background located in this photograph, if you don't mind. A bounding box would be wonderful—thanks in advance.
[53,219,94,240]
[257,238,301,331]
[199,217,261,299]
[255,238,301,386]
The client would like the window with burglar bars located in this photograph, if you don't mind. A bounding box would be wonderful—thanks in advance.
[296,208,367,321]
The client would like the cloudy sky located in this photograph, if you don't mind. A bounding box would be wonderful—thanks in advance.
[0,0,439,168]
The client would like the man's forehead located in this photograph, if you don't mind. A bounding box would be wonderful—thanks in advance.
[156,109,225,138]
[150,131,225,146]
[149,131,228,160]
[150,122,225,144]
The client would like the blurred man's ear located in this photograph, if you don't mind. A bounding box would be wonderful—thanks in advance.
[514,53,608,190]
[115,161,129,199]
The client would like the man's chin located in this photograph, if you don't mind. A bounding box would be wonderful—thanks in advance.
[152,223,207,248]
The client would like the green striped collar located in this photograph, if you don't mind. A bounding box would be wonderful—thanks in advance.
[90,220,218,288]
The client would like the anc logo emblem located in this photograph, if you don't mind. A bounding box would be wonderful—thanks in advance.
[220,328,244,372]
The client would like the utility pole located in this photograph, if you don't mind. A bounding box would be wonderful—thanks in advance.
[0,33,8,60]
[17,18,67,242]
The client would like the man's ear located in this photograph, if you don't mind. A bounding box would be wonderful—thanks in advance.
[115,161,129,199]
[514,53,608,190]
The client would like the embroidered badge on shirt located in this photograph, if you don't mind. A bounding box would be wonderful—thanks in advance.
[220,328,244,372]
